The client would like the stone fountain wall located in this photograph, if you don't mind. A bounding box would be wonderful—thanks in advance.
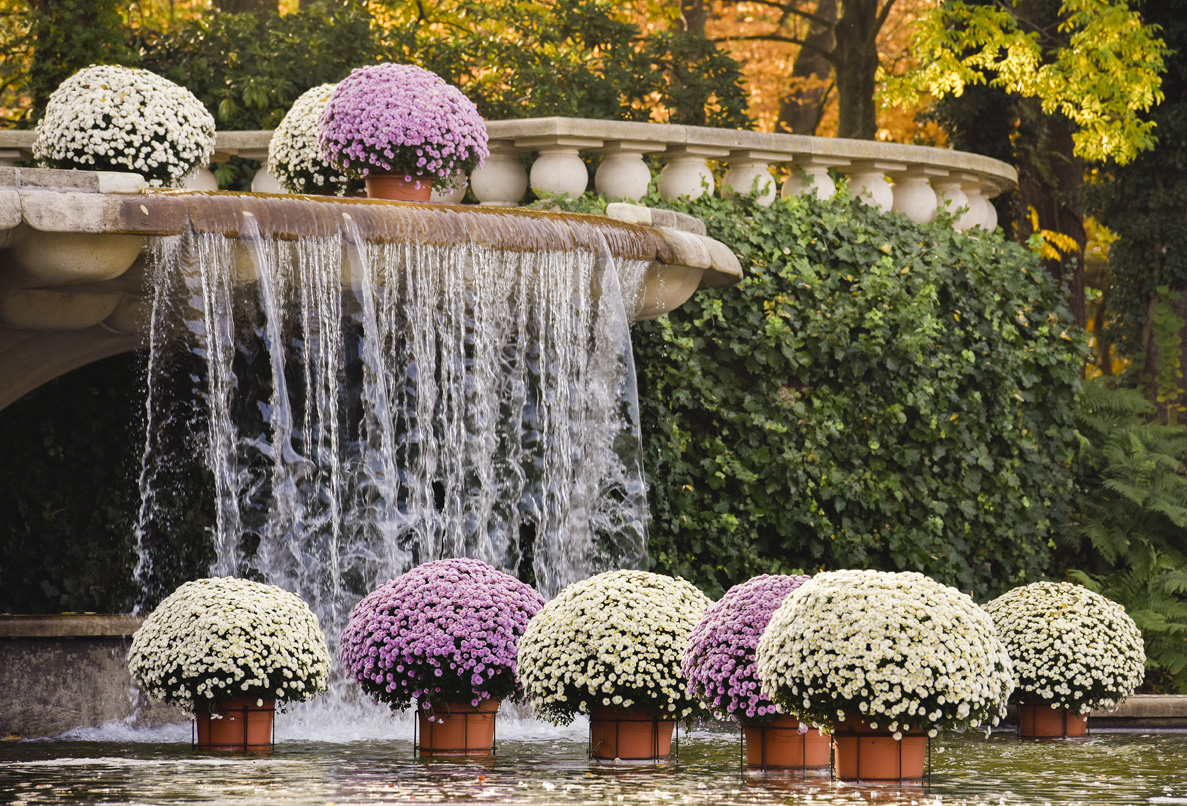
[0,616,185,738]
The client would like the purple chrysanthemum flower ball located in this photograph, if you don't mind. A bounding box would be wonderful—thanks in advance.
[316,63,489,188]
[681,573,810,725]
[341,558,544,710]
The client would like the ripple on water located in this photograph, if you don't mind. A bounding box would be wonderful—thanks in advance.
[1,729,1185,806]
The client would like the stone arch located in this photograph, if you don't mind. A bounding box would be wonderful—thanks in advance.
[0,328,139,413]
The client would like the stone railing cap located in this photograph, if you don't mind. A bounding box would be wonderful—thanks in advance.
[0,614,144,638]
[605,202,707,236]
[0,121,1018,189]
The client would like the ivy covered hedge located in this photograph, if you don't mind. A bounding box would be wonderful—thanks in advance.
[636,193,1086,600]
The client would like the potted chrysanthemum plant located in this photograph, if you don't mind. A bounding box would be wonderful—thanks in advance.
[127,577,331,751]
[756,570,1015,781]
[267,83,363,197]
[985,580,1145,738]
[682,574,828,770]
[517,569,711,761]
[317,63,488,202]
[340,558,545,754]
[33,64,215,188]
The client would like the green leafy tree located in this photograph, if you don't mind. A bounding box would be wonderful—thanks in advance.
[378,0,749,126]
[635,191,1084,599]
[887,0,1166,165]
[24,0,136,126]
[1084,1,1187,418]
[136,3,379,131]
[888,0,1167,329]
[0,0,34,126]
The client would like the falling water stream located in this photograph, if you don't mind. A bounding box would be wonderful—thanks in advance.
[132,202,651,645]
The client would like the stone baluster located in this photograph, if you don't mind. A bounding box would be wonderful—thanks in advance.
[183,167,220,191]
[932,175,974,231]
[981,181,1005,233]
[722,150,781,206]
[431,176,469,205]
[959,175,998,232]
[470,143,529,206]
[0,146,29,168]
[843,161,904,211]
[658,145,729,200]
[595,141,662,202]
[518,136,603,200]
[781,157,847,200]
[250,167,283,194]
[889,168,941,225]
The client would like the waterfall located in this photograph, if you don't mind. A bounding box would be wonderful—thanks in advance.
[134,207,650,639]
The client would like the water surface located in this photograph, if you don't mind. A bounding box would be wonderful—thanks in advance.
[3,722,1184,805]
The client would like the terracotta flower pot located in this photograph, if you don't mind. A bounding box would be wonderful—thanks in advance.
[416,699,499,754]
[1018,702,1088,738]
[365,173,433,202]
[743,715,831,769]
[589,706,675,761]
[831,715,928,781]
[194,696,275,751]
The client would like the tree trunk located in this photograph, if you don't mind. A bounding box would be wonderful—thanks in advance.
[1015,99,1088,328]
[776,0,838,135]
[680,0,709,35]
[833,0,882,140]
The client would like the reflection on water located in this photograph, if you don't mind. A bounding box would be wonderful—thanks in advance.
[2,728,1185,805]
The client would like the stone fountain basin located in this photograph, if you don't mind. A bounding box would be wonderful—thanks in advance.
[0,168,742,334]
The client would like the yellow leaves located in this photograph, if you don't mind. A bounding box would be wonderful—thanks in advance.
[1027,207,1080,261]
[885,0,1167,164]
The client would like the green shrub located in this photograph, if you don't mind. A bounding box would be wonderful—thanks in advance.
[635,192,1085,599]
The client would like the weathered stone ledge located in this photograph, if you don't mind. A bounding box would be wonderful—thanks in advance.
[0,615,184,738]
[0,614,144,638]
[0,169,744,413]
[1089,695,1187,729]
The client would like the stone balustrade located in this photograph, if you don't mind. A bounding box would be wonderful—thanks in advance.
[0,118,1017,231]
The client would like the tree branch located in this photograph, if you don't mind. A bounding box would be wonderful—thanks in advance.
[713,31,839,64]
[736,0,836,29]
[875,0,899,31]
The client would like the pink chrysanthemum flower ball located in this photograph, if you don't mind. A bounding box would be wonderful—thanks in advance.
[340,558,544,711]
[317,63,489,190]
[682,574,810,724]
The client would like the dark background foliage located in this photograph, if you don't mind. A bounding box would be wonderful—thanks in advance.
[0,354,213,614]
[0,356,141,612]
[634,192,1085,601]
[1063,379,1187,693]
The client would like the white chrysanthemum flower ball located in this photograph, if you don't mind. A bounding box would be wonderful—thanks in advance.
[516,569,710,725]
[33,64,215,188]
[756,569,1015,737]
[127,577,331,712]
[267,83,361,196]
[985,580,1145,714]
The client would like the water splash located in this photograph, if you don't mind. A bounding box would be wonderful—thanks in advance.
[135,204,650,642]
